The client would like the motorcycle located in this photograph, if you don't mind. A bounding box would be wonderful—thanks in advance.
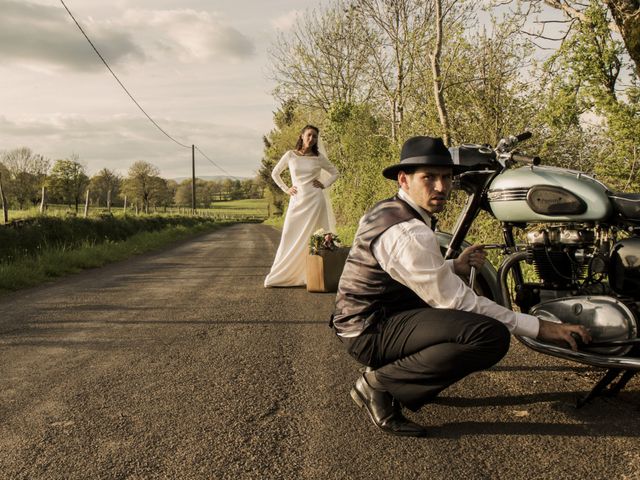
[438,132,640,407]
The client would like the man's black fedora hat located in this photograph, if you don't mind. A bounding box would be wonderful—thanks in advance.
[382,136,466,179]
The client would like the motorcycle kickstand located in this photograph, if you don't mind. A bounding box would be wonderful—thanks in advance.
[576,368,622,408]
[604,370,637,397]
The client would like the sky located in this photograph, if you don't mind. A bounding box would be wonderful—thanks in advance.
[0,0,323,180]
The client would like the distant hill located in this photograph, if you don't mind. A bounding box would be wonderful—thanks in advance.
[171,175,251,182]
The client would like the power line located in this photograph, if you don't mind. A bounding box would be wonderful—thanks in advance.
[60,0,241,180]
[195,146,241,180]
[60,0,191,150]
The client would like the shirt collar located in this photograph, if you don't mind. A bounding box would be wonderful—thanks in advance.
[397,189,435,228]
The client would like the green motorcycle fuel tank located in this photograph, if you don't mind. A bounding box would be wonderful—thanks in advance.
[487,166,612,222]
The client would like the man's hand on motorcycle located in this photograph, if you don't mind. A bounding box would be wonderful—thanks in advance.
[537,320,592,351]
[453,244,487,276]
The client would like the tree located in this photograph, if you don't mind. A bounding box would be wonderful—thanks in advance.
[348,0,437,140]
[269,0,373,111]
[121,161,161,214]
[430,0,451,144]
[0,147,49,209]
[209,180,224,201]
[445,19,537,145]
[535,2,639,190]
[252,176,266,199]
[149,176,173,211]
[47,156,89,212]
[509,1,640,76]
[174,180,191,207]
[270,0,478,144]
[324,102,394,226]
[90,168,122,210]
[604,0,640,77]
[165,179,179,208]
[221,179,243,200]
[174,179,214,207]
[240,178,263,199]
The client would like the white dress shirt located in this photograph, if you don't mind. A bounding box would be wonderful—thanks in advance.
[370,189,540,339]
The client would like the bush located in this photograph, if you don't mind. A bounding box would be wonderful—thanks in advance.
[0,215,215,263]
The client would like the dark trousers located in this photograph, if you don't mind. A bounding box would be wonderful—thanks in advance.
[341,308,511,411]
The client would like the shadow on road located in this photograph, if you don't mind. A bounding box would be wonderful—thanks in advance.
[492,365,593,372]
[435,391,584,407]
[427,419,640,438]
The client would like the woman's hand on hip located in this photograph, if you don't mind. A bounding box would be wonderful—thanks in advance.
[312,179,325,189]
[287,186,298,196]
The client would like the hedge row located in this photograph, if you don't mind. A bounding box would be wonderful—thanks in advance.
[0,215,218,263]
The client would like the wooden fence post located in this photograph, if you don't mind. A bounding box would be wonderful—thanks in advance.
[83,189,90,218]
[39,185,46,214]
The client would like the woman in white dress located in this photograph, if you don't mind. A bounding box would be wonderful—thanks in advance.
[264,125,339,287]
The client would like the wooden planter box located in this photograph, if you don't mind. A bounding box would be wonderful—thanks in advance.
[306,247,350,293]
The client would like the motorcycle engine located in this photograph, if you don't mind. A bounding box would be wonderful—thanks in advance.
[526,225,597,290]
[521,228,640,355]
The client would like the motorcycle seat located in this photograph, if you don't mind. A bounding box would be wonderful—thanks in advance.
[609,193,640,221]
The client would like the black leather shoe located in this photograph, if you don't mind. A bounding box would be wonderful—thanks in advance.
[350,375,427,437]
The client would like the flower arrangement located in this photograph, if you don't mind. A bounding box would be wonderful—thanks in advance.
[309,228,342,255]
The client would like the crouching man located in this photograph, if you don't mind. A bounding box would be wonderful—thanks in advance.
[330,135,591,437]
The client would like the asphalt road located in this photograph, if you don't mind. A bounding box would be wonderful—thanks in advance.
[0,223,639,480]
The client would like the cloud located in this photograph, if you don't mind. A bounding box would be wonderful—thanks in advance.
[271,10,302,31]
[0,1,255,73]
[119,9,255,62]
[0,0,145,72]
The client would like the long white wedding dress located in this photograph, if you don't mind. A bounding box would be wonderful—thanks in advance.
[264,150,339,287]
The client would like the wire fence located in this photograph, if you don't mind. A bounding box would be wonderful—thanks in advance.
[3,200,270,226]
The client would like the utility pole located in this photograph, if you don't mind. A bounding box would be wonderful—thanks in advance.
[191,144,196,215]
[0,172,8,224]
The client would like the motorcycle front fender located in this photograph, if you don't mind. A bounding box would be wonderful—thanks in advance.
[436,231,500,301]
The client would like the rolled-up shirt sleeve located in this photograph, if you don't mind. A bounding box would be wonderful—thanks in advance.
[372,220,540,339]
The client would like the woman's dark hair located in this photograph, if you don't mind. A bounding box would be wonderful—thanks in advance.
[295,124,320,155]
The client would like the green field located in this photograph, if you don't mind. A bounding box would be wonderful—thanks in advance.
[164,198,269,218]
[6,198,270,222]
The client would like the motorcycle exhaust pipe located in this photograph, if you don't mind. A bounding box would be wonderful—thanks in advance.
[497,251,640,371]
[571,335,640,348]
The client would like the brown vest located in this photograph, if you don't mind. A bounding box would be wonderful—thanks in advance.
[332,196,430,336]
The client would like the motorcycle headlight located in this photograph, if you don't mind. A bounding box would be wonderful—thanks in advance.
[526,185,587,215]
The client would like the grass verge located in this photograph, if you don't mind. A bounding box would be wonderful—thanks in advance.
[0,221,227,294]
[263,215,285,229]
